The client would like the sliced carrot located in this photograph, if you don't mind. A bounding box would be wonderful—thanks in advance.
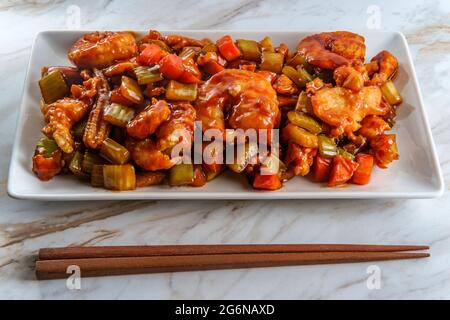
[110,88,135,106]
[313,155,333,182]
[203,60,225,75]
[159,54,185,80]
[137,44,167,66]
[216,35,242,61]
[352,153,374,185]
[190,165,207,187]
[328,155,359,187]
[253,173,282,190]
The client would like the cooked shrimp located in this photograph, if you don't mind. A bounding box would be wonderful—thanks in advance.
[127,100,171,139]
[273,74,299,95]
[196,69,280,136]
[311,86,389,136]
[297,31,366,70]
[366,50,398,86]
[127,139,174,171]
[41,98,90,153]
[68,31,137,69]
[164,34,207,49]
[333,61,369,92]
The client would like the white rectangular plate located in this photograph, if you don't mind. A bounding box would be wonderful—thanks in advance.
[8,30,444,200]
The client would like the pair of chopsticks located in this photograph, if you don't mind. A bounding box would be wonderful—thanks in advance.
[35,244,430,280]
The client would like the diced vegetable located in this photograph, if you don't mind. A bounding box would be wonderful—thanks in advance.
[228,142,258,173]
[253,173,282,190]
[178,69,202,84]
[169,163,194,186]
[260,52,284,73]
[297,65,313,84]
[190,165,207,187]
[100,138,130,164]
[110,88,134,107]
[179,46,199,60]
[236,39,261,61]
[82,150,104,174]
[103,164,136,191]
[69,150,89,179]
[136,171,166,188]
[328,155,359,187]
[104,103,135,127]
[287,54,313,73]
[35,138,59,158]
[147,39,172,52]
[282,123,318,148]
[287,111,322,134]
[370,134,399,168]
[337,148,355,160]
[381,80,403,106]
[159,54,185,80]
[90,164,104,187]
[73,119,87,141]
[137,43,167,65]
[260,36,274,52]
[313,155,333,182]
[317,135,337,158]
[352,153,374,185]
[216,35,242,61]
[165,80,197,101]
[120,76,144,104]
[282,66,304,88]
[203,60,225,75]
[134,66,163,85]
[260,153,287,176]
[201,43,218,54]
[38,70,69,104]
[295,91,313,114]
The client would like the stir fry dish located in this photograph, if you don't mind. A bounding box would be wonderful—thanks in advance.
[33,30,402,191]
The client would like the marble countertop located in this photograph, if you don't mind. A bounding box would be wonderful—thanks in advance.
[0,0,449,299]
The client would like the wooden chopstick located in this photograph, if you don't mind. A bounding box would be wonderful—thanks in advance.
[35,251,429,280]
[38,244,429,260]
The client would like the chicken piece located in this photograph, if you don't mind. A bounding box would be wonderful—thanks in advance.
[297,31,366,70]
[311,86,388,136]
[41,98,90,154]
[366,50,398,86]
[284,142,317,176]
[273,74,299,95]
[127,139,174,171]
[68,31,137,69]
[196,69,280,139]
[370,134,399,168]
[127,100,171,139]
[358,115,391,139]
[333,61,369,92]
[156,102,196,152]
[83,69,111,149]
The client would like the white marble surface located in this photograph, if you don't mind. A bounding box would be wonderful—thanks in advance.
[0,0,449,299]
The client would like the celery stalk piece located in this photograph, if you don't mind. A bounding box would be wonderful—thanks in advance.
[297,66,313,83]
[282,66,304,88]
[287,111,322,134]
[260,52,284,74]
[134,66,163,85]
[100,138,130,165]
[104,103,135,127]
[38,70,69,104]
[103,164,136,191]
[169,163,194,186]
[35,138,59,157]
[318,135,338,158]
[69,150,89,179]
[236,39,261,61]
[295,92,314,114]
[260,36,274,52]
[73,118,87,141]
[120,76,144,104]
[82,150,105,174]
[381,80,403,106]
[165,80,197,101]
[337,148,355,160]
[91,164,105,187]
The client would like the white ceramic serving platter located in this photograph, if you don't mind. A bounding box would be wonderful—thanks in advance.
[7,30,444,200]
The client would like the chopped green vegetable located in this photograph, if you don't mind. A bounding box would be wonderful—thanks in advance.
[283,123,318,148]
[82,150,105,174]
[260,52,284,73]
[35,138,59,157]
[236,39,261,61]
[134,66,163,85]
[338,148,355,160]
[103,164,136,191]
[295,92,313,114]
[381,80,403,106]
[282,66,304,88]
[260,153,287,175]
[297,65,313,84]
[260,36,274,52]
[104,103,135,127]
[165,80,197,101]
[120,76,144,104]
[228,142,258,173]
[169,163,194,186]
[38,70,69,104]
[287,111,322,134]
[69,150,89,179]
[318,135,337,158]
[90,164,104,187]
[73,118,87,141]
[100,138,130,165]
[179,46,199,60]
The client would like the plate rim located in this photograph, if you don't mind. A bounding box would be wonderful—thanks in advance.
[7,30,445,200]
